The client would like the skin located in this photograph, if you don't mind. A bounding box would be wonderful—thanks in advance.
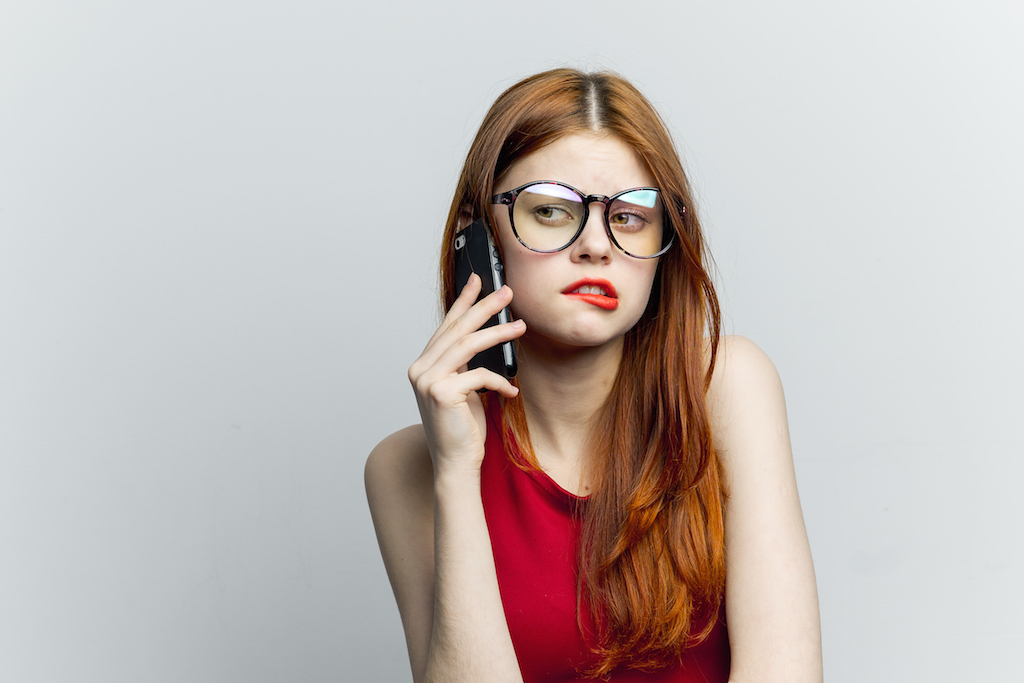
[365,132,823,682]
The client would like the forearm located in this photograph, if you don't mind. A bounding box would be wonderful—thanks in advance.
[423,468,523,683]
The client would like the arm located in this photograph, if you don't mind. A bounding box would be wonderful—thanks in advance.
[365,275,526,683]
[708,336,823,683]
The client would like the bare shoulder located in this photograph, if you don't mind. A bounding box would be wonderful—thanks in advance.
[707,335,783,409]
[364,425,435,544]
[706,335,789,470]
[365,424,433,502]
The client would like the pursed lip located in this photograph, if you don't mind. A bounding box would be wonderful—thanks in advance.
[561,278,619,310]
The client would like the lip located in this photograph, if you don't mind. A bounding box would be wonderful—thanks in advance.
[561,278,619,310]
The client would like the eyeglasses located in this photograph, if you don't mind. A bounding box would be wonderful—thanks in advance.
[491,181,676,259]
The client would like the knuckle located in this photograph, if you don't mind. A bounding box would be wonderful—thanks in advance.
[425,383,448,404]
[407,361,423,383]
[411,372,430,394]
[454,335,476,353]
[440,307,459,326]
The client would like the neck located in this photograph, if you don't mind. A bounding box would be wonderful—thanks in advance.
[514,334,622,473]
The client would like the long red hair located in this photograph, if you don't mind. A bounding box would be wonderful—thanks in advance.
[439,69,725,675]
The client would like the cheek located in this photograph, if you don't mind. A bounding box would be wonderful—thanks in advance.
[501,251,547,314]
[613,263,661,333]
[631,262,660,310]
[495,220,540,292]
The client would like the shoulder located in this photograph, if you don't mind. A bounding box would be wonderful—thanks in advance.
[364,424,433,512]
[707,335,782,406]
[705,335,789,474]
[365,424,432,491]
[364,425,435,551]
[707,335,786,427]
[364,425,436,594]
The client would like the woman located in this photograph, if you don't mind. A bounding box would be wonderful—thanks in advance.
[365,69,822,682]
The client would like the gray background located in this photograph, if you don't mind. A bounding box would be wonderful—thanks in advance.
[1,1,1021,681]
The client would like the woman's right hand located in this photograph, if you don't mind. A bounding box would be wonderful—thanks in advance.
[407,273,526,477]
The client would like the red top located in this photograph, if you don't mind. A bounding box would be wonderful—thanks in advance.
[480,401,731,682]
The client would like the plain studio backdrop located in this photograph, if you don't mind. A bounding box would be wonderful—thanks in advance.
[1,1,1021,681]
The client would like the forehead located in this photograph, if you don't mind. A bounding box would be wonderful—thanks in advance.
[497,133,655,195]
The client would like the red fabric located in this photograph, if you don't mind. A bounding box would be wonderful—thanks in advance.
[480,401,731,682]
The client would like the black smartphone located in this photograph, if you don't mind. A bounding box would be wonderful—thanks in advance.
[453,219,518,379]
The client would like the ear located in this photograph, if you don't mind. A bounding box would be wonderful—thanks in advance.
[455,204,476,232]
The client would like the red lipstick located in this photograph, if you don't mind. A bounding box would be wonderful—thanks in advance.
[562,279,619,310]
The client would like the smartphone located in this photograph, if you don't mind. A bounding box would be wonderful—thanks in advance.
[453,219,518,379]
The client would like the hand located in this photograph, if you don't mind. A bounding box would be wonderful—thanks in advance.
[408,273,526,477]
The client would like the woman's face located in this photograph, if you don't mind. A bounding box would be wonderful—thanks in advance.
[492,133,661,355]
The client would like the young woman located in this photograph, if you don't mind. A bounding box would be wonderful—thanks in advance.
[365,69,822,682]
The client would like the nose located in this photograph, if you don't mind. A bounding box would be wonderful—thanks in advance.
[569,204,614,262]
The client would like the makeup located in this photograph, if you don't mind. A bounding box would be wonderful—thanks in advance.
[561,279,619,310]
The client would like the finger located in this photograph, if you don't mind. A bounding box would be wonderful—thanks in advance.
[412,316,526,392]
[429,366,521,403]
[438,284,514,348]
[430,317,526,378]
[423,273,482,350]
[463,367,520,398]
[419,284,516,370]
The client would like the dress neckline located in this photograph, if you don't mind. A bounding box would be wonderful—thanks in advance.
[487,398,590,504]
[523,463,589,502]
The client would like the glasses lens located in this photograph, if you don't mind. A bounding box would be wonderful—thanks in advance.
[511,183,584,252]
[607,189,668,257]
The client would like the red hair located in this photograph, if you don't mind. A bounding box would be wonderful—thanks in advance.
[440,69,724,675]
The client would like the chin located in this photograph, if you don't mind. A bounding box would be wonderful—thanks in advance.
[521,323,630,355]
[514,302,645,354]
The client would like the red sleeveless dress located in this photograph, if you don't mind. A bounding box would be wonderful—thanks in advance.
[480,401,731,682]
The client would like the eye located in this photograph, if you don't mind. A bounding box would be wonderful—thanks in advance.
[608,210,649,232]
[531,204,576,226]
